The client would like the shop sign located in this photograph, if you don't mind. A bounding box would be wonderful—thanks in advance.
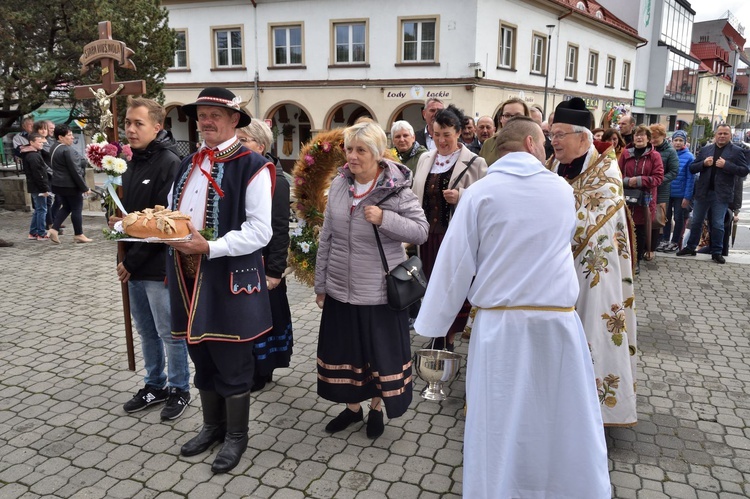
[633,90,647,107]
[562,95,600,110]
[384,87,452,100]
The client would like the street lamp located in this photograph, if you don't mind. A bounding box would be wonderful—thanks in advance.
[543,24,556,117]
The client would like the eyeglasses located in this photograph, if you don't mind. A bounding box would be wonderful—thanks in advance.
[549,131,583,141]
[238,137,257,145]
[502,113,523,120]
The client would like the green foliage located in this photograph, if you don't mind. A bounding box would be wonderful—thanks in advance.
[686,117,714,148]
[0,0,176,135]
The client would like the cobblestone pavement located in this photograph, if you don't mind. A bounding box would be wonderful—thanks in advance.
[1,209,749,498]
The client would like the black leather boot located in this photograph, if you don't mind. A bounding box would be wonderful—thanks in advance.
[211,391,250,473]
[180,390,225,457]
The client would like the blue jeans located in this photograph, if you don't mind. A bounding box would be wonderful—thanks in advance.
[664,197,690,246]
[685,191,728,256]
[129,280,190,391]
[29,195,48,236]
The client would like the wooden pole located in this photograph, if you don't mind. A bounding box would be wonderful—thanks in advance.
[73,21,146,371]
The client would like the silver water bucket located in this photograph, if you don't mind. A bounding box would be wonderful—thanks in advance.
[414,349,463,401]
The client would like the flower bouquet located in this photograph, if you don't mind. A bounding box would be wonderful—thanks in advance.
[85,133,132,218]
[605,104,630,129]
[289,129,346,286]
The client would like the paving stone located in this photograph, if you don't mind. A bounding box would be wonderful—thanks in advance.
[2,210,750,497]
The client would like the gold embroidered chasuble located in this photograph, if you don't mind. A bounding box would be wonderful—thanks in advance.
[548,145,638,426]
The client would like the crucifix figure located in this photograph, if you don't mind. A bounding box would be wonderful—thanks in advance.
[90,84,124,132]
[73,21,146,142]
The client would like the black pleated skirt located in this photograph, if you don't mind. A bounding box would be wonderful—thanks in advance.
[253,278,293,377]
[317,295,413,419]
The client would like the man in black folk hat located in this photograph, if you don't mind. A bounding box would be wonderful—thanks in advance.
[166,87,275,473]
[545,97,639,429]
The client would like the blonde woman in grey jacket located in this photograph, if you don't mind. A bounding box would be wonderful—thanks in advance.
[314,120,428,439]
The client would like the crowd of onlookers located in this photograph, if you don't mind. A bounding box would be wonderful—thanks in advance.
[5,116,94,246]
[394,98,748,275]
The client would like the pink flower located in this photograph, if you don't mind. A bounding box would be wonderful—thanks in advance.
[304,154,315,166]
[294,176,305,185]
[296,202,305,212]
[102,143,119,157]
[121,144,133,161]
[322,141,332,152]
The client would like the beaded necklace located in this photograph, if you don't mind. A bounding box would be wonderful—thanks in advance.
[434,148,460,167]
[353,177,377,199]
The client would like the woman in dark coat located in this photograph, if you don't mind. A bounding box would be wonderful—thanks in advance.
[650,124,679,252]
[47,124,91,243]
[620,125,664,270]
[237,120,293,392]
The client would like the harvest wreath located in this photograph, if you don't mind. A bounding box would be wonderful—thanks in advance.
[288,129,346,286]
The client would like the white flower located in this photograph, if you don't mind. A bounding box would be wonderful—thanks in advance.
[110,158,127,175]
[102,156,127,175]
[291,227,303,237]
[298,241,310,253]
[92,133,108,143]
[298,218,307,228]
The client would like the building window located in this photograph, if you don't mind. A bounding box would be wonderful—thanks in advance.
[530,33,547,75]
[272,24,304,66]
[172,29,188,69]
[587,51,599,84]
[565,44,578,80]
[498,22,516,69]
[400,18,437,62]
[663,51,698,102]
[621,61,631,90]
[660,0,694,54]
[213,27,242,68]
[333,21,367,64]
[605,56,616,87]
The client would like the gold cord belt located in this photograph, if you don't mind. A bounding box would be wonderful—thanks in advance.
[481,305,575,312]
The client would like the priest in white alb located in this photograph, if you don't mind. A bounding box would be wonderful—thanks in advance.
[415,117,610,499]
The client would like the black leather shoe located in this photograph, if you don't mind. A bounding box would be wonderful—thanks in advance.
[366,409,384,439]
[676,247,696,256]
[712,254,726,264]
[324,407,363,433]
[635,262,640,275]
[211,432,248,473]
[180,390,225,457]
[181,423,226,457]
[211,391,251,473]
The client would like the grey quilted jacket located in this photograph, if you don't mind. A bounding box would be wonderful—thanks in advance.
[314,159,429,305]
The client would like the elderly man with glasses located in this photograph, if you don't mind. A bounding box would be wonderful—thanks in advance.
[546,97,638,429]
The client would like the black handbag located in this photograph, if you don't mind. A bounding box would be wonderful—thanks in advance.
[373,226,427,310]
[371,188,427,310]
[623,188,644,206]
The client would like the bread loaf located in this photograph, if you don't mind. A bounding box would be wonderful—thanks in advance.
[122,205,192,239]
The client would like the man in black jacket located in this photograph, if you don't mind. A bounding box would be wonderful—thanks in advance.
[21,133,50,240]
[112,98,191,419]
[677,124,749,263]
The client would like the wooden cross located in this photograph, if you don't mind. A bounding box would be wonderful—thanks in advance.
[74,21,147,372]
[73,21,146,142]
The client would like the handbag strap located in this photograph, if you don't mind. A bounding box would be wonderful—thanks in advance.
[450,155,477,190]
[371,187,404,275]
[373,225,390,275]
